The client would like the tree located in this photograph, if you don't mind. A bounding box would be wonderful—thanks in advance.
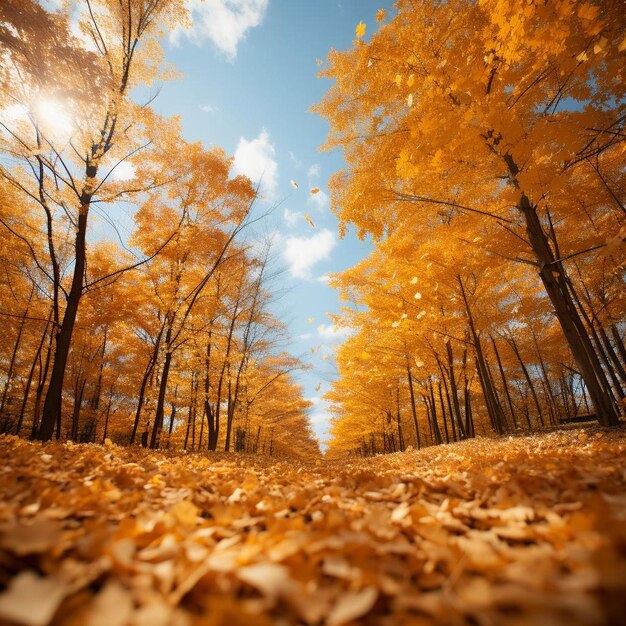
[315,0,625,427]
[0,0,187,440]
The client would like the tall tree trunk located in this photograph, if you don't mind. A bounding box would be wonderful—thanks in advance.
[446,341,466,439]
[458,276,506,434]
[184,372,196,450]
[438,382,450,444]
[31,326,54,439]
[395,385,405,452]
[131,324,164,444]
[428,380,443,444]
[17,311,52,435]
[515,190,619,425]
[506,335,545,427]
[1,288,34,421]
[167,385,178,446]
[70,377,86,441]
[491,334,518,429]
[150,337,172,449]
[406,363,421,449]
[102,386,114,444]
[38,207,90,440]
[597,324,626,389]
[611,326,626,370]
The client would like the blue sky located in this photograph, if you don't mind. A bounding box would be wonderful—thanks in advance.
[142,0,394,446]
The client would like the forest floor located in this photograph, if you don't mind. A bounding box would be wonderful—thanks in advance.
[0,428,625,626]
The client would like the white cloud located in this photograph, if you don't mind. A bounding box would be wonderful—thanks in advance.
[289,151,302,169]
[172,0,269,61]
[317,274,331,283]
[307,164,320,178]
[309,410,332,443]
[232,129,278,201]
[299,333,313,341]
[317,323,354,340]
[283,207,302,227]
[199,103,219,113]
[308,188,329,212]
[283,229,335,279]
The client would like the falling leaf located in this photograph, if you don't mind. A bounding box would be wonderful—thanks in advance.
[307,317,315,323]
[310,187,320,194]
[355,21,366,38]
[305,213,316,228]
[290,179,299,189]
[315,383,322,391]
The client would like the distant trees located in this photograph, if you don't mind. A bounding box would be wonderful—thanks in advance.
[316,0,625,456]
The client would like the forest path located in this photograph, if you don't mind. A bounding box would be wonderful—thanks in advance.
[0,429,624,625]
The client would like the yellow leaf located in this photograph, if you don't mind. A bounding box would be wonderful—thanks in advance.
[376,8,386,23]
[305,213,315,228]
[327,587,378,626]
[290,179,298,189]
[355,21,366,38]
[310,187,320,194]
[0,572,66,626]
[394,74,402,87]
[306,317,315,323]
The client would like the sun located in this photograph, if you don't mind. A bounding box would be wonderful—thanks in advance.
[32,97,73,139]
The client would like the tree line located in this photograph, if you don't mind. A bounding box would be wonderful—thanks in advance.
[0,0,319,460]
[313,0,625,456]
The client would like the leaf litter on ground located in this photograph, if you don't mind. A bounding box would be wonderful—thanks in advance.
[0,427,624,625]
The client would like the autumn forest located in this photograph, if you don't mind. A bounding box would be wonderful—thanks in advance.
[0,1,624,625]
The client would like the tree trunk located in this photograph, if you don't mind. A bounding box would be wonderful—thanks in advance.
[17,311,52,435]
[517,191,619,425]
[150,346,172,449]
[70,377,86,441]
[1,289,34,421]
[395,385,405,451]
[458,276,505,434]
[38,208,90,440]
[102,386,113,444]
[184,372,196,450]
[406,364,421,449]
[446,341,466,438]
[491,334,518,429]
[507,335,544,427]
[131,324,164,444]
